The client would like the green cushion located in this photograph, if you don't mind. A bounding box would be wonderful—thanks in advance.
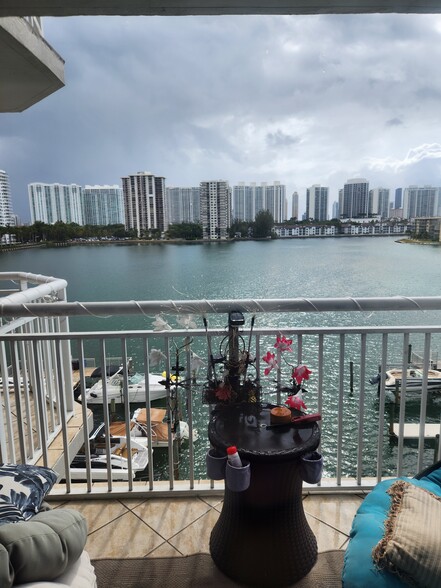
[0,509,87,588]
[373,481,441,588]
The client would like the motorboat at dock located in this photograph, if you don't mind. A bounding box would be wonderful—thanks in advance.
[69,423,149,481]
[372,367,441,394]
[109,407,197,448]
[79,369,168,404]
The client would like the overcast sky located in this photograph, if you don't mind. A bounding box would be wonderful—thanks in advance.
[3,14,441,222]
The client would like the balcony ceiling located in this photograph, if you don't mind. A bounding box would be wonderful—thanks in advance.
[0,17,64,112]
[2,0,441,15]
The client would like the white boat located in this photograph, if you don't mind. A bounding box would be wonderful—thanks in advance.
[79,370,168,404]
[69,424,149,481]
[384,368,441,393]
[109,407,198,448]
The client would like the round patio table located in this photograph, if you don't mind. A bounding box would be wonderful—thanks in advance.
[208,402,321,588]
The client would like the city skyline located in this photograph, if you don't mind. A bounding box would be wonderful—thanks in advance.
[2,15,441,222]
[5,171,441,228]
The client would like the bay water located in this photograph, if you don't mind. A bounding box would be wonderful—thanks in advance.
[2,236,441,479]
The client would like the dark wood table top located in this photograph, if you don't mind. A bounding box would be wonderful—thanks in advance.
[208,403,320,463]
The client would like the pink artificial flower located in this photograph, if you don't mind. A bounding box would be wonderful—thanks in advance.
[215,384,232,402]
[274,335,293,353]
[285,394,307,411]
[292,365,312,386]
[262,351,278,376]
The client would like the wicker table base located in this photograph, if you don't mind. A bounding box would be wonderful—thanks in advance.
[210,458,317,587]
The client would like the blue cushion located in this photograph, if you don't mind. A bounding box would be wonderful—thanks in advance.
[342,474,441,588]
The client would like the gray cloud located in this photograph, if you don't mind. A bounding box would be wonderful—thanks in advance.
[386,118,403,127]
[3,14,441,220]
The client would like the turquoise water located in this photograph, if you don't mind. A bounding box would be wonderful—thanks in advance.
[1,237,441,478]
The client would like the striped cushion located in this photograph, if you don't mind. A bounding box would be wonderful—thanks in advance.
[373,480,441,588]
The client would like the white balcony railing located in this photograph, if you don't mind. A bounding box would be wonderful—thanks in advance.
[1,273,441,498]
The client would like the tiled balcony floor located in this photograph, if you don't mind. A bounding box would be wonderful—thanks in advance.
[48,493,364,560]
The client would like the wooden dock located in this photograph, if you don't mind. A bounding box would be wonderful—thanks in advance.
[391,423,441,440]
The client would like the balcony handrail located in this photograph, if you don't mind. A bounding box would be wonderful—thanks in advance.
[1,295,441,318]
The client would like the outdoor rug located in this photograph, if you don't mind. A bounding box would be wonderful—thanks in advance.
[92,550,344,588]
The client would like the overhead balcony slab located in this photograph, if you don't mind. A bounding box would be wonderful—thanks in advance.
[0,17,65,112]
[1,0,441,15]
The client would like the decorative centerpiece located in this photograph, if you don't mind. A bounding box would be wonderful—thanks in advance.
[202,311,261,405]
[262,335,312,411]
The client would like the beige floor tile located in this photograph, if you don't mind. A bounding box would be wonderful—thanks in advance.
[148,542,183,557]
[118,497,149,510]
[200,495,223,509]
[306,514,348,551]
[168,508,220,555]
[86,511,164,559]
[64,499,130,533]
[303,494,363,535]
[132,497,211,540]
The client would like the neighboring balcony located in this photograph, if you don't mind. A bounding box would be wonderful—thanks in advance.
[0,16,65,112]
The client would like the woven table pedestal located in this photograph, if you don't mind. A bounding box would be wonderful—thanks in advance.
[208,403,321,588]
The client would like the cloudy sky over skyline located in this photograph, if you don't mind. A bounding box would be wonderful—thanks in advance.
[3,13,441,222]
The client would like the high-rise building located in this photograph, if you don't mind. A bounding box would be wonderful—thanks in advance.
[341,178,369,219]
[0,170,14,226]
[403,186,440,219]
[306,185,328,221]
[261,182,286,223]
[82,185,124,225]
[199,180,231,239]
[28,183,83,224]
[369,188,390,219]
[395,188,403,209]
[291,191,299,220]
[232,182,286,222]
[166,187,200,225]
[332,201,339,219]
[232,183,255,222]
[121,171,167,237]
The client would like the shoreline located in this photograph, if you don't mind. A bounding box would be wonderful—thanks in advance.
[0,233,417,252]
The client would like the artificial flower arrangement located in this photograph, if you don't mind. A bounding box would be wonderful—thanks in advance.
[262,335,312,412]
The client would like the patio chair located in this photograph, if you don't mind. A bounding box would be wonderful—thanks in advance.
[342,459,441,588]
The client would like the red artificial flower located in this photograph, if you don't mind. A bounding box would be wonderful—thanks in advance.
[262,351,278,376]
[285,394,307,411]
[292,365,312,386]
[274,335,293,353]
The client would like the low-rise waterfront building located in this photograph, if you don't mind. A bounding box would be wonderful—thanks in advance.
[413,217,441,241]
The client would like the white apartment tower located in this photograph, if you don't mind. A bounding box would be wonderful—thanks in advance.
[369,188,390,219]
[0,170,14,226]
[121,171,167,237]
[28,183,83,224]
[200,180,231,239]
[232,182,286,223]
[306,185,328,221]
[403,186,440,219]
[82,185,124,225]
[166,187,200,224]
[232,183,255,222]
